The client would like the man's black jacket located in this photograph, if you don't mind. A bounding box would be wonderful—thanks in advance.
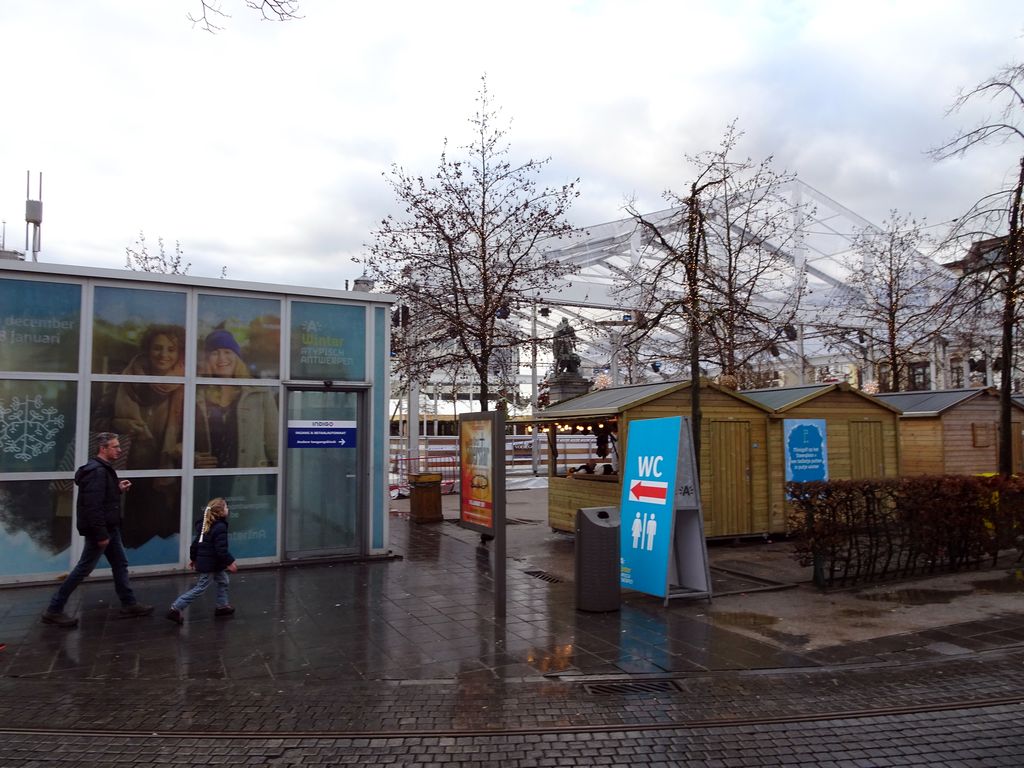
[74,457,122,541]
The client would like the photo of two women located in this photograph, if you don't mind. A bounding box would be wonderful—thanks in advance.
[90,288,280,557]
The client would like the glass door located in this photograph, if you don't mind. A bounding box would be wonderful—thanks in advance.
[284,389,362,558]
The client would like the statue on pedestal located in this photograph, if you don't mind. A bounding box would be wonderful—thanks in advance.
[552,318,581,378]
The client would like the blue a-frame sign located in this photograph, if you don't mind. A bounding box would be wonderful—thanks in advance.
[619,416,711,603]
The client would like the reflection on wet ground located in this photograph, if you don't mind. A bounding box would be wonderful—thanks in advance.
[971,569,1024,593]
[838,607,888,619]
[858,587,974,605]
[855,569,1024,605]
[708,569,794,596]
[709,611,778,629]
[706,611,811,648]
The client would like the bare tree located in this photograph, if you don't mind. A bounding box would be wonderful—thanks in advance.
[820,211,956,392]
[125,231,228,278]
[623,121,808,439]
[364,77,580,412]
[699,126,808,384]
[190,0,301,33]
[125,231,191,275]
[932,61,1024,474]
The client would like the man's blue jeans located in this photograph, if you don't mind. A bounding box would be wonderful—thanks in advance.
[172,571,230,611]
[47,527,137,613]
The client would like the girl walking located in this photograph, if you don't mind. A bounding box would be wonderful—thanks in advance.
[166,497,237,624]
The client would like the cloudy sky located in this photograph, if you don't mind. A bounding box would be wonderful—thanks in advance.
[1,1,1022,288]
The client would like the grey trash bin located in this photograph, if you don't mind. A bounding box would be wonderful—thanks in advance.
[575,506,621,612]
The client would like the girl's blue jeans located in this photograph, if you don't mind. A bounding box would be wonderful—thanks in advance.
[172,570,229,611]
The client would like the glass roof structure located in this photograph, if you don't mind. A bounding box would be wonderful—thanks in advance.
[521,178,952,384]
[399,179,958,421]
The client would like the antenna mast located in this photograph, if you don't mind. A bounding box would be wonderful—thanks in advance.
[25,171,43,262]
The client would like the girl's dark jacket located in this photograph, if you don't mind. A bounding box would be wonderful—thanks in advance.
[189,518,236,573]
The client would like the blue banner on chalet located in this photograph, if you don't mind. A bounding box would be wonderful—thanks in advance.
[783,418,828,483]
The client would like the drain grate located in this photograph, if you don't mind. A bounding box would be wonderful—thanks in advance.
[524,569,563,584]
[584,680,681,696]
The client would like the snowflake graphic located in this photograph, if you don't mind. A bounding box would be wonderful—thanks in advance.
[0,395,65,463]
[302,320,321,333]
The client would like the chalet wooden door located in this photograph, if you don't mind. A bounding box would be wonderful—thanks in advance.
[850,420,885,478]
[710,420,752,536]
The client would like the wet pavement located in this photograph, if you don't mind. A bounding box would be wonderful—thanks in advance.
[1,488,1023,766]
[0,514,816,683]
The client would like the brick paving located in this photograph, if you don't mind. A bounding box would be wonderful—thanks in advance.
[1,647,1023,734]
[3,704,1023,766]
[1,510,1023,765]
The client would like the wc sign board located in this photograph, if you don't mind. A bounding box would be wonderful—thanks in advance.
[619,416,681,597]
[619,415,710,601]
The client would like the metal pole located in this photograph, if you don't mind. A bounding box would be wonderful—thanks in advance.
[408,380,420,465]
[797,324,806,385]
[493,412,506,619]
[610,331,621,386]
[531,302,540,476]
[407,305,420,465]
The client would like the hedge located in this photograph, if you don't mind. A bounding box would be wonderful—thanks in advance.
[787,475,1024,588]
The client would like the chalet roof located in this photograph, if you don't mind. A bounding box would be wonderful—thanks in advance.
[740,384,832,411]
[873,388,995,417]
[536,381,682,420]
[535,379,768,421]
[740,382,902,414]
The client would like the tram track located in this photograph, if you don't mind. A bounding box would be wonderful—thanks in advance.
[1,692,1021,741]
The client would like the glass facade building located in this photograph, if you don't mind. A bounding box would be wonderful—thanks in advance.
[0,261,392,583]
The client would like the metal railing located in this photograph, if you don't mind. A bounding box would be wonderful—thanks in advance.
[387,434,604,489]
[389,451,458,499]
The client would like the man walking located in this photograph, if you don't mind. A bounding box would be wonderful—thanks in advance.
[41,433,154,628]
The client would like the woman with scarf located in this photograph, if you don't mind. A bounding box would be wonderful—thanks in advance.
[195,329,279,469]
[111,325,186,469]
[102,324,186,547]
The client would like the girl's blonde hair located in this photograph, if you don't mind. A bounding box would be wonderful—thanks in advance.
[198,497,228,542]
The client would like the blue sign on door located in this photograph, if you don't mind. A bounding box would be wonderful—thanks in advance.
[619,416,682,598]
[286,419,357,448]
[783,419,828,483]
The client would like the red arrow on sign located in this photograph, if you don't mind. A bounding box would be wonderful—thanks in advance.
[630,480,668,503]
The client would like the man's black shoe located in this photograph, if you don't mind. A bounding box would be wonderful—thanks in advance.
[41,611,79,628]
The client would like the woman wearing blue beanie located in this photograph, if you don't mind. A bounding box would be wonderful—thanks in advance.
[195,329,279,469]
